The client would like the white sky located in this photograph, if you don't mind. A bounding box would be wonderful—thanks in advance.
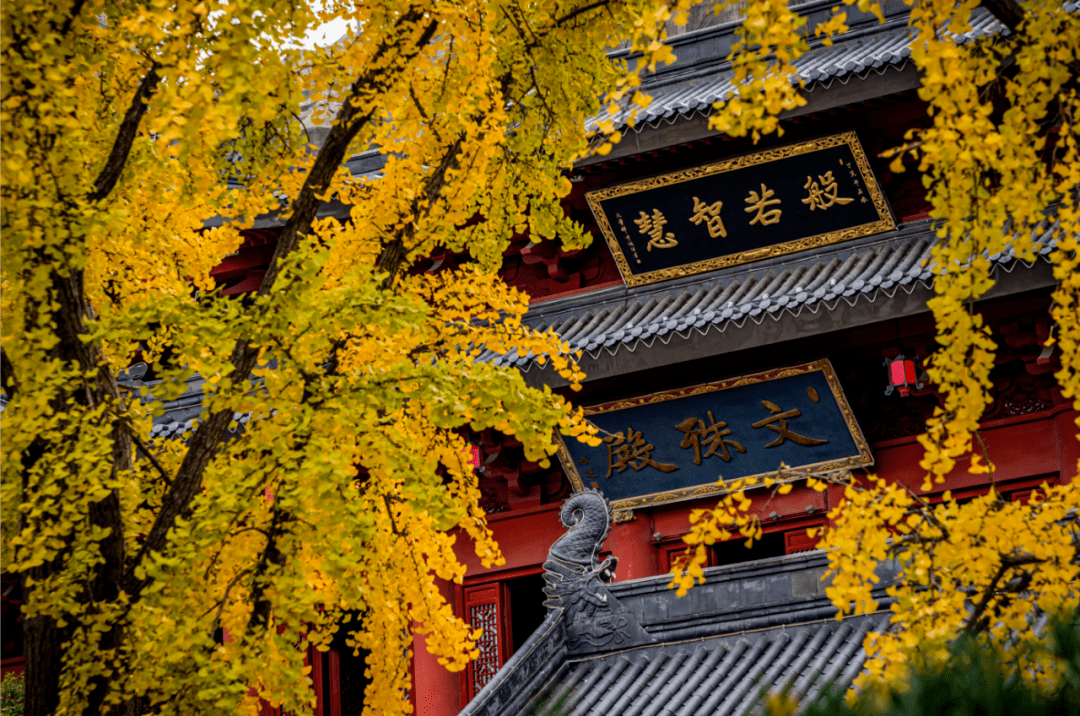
[297,16,354,49]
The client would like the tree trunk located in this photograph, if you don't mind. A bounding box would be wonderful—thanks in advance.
[23,565,70,716]
[20,263,132,716]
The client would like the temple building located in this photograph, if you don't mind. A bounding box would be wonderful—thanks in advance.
[4,1,1076,714]
[419,1,1076,714]
[455,490,899,716]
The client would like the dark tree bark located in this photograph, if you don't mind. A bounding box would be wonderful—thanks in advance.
[977,0,1080,112]
[981,0,1024,31]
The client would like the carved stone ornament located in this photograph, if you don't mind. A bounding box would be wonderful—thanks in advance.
[542,489,654,654]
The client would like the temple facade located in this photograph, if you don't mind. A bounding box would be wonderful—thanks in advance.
[4,2,1075,714]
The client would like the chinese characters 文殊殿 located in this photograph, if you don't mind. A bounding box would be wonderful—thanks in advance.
[751,400,828,448]
[603,428,680,477]
[676,411,746,464]
[591,388,831,482]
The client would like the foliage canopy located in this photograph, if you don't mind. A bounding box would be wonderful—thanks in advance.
[1,672,26,716]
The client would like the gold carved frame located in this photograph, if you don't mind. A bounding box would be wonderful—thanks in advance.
[556,359,874,512]
[586,131,896,288]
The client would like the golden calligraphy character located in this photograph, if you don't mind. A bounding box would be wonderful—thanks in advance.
[676,411,747,465]
[585,469,598,479]
[689,197,727,238]
[578,456,590,465]
[751,400,829,448]
[634,209,679,251]
[744,183,782,226]
[801,171,854,211]
[603,429,680,477]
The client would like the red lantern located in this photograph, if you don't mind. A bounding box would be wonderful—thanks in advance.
[884,353,924,397]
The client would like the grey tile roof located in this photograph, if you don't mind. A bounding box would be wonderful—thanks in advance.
[594,3,1008,133]
[487,219,1060,371]
[0,368,261,440]
[1,370,231,439]
[148,408,258,441]
[12,223,1061,424]
[524,613,889,716]
[127,372,265,441]
[205,149,387,230]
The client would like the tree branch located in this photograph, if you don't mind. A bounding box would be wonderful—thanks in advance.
[981,0,1024,32]
[246,508,291,633]
[962,552,1044,632]
[131,431,172,488]
[260,13,440,294]
[207,568,251,638]
[88,62,161,204]
[57,0,88,37]
[1,346,19,399]
[375,136,463,287]
[122,9,442,599]
[980,0,1080,80]
[553,0,613,28]
[382,494,402,536]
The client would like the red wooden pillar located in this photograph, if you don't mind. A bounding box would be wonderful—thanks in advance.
[311,646,326,716]
[326,649,342,716]
[608,515,658,580]
[1056,408,1080,485]
[413,576,462,715]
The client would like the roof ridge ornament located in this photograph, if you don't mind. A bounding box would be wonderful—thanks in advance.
[542,489,654,654]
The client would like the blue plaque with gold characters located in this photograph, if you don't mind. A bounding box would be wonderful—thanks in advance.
[556,360,873,511]
[587,132,895,287]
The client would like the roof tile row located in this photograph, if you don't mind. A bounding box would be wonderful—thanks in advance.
[486,220,1059,369]
[596,7,1006,132]
[526,614,889,716]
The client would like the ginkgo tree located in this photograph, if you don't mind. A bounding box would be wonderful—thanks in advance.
[0,0,688,713]
[671,0,1080,698]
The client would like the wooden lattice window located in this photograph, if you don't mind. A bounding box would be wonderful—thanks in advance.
[463,582,510,701]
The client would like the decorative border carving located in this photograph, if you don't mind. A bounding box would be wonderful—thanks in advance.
[586,131,895,288]
[556,359,873,512]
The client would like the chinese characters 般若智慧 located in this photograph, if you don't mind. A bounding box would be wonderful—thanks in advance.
[801,170,854,211]
[634,209,679,251]
[744,183,782,226]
